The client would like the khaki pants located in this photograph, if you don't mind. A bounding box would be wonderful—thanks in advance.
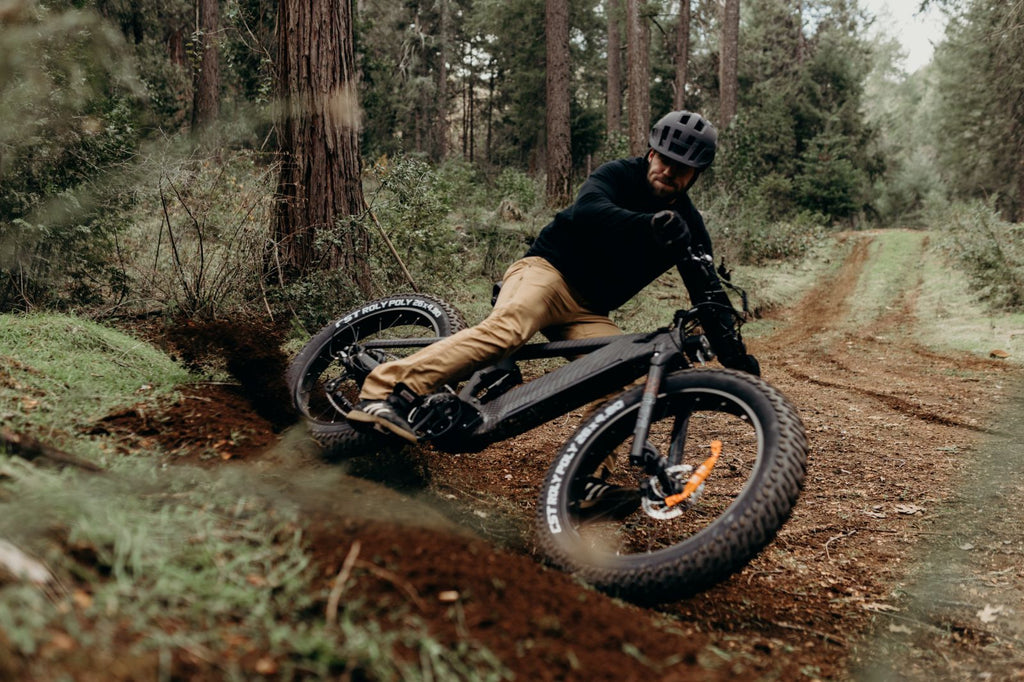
[360,257,621,400]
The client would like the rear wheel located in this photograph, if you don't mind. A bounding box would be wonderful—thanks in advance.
[535,368,807,603]
[286,294,465,458]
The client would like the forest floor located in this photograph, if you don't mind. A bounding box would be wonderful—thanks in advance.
[15,229,1024,680]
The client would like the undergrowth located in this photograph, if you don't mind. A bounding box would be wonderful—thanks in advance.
[930,199,1024,312]
[0,313,508,680]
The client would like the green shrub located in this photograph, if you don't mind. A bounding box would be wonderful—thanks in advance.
[119,147,277,319]
[0,6,143,312]
[701,188,828,266]
[363,155,463,294]
[493,167,539,214]
[931,199,1024,311]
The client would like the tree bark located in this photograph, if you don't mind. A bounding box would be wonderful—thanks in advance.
[274,0,371,293]
[719,0,739,127]
[626,0,650,156]
[606,0,623,137]
[672,0,690,110]
[546,0,572,206]
[436,0,449,161]
[191,0,221,132]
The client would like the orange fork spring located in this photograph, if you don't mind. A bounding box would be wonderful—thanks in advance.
[664,439,722,508]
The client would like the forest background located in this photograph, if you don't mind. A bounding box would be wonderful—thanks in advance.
[0,0,1021,328]
[2,0,1024,678]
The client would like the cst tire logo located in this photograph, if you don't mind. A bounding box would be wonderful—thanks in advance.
[545,399,627,534]
[335,297,443,328]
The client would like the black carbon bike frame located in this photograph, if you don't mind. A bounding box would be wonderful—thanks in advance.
[348,306,715,460]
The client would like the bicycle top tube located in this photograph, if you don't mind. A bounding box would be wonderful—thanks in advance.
[359,331,651,361]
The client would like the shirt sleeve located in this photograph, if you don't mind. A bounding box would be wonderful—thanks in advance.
[568,164,658,238]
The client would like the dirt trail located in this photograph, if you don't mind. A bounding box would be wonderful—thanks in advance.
[406,229,1024,679]
[92,230,1024,680]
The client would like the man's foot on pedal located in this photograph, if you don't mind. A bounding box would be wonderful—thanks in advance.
[575,476,642,521]
[347,399,418,444]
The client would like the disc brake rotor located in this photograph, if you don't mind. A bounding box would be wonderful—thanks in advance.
[641,464,705,519]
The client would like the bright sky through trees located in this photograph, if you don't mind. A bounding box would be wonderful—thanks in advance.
[861,0,948,71]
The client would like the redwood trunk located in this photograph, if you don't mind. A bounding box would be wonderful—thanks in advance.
[719,0,739,127]
[606,0,623,137]
[626,0,650,156]
[673,0,690,110]
[546,0,572,206]
[274,0,370,292]
[191,0,221,131]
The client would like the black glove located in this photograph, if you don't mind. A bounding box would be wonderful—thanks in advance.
[651,210,690,248]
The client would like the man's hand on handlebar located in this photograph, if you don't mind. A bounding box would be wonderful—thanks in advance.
[651,210,690,248]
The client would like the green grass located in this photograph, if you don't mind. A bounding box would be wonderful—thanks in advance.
[0,313,193,438]
[0,312,509,680]
[915,242,1024,363]
[845,229,928,330]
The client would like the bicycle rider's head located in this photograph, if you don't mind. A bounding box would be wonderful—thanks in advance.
[645,111,718,199]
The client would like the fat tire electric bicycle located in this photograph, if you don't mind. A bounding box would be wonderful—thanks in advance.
[287,254,808,603]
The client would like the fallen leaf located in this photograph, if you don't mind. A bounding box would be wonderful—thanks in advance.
[977,604,1003,623]
[895,504,924,515]
[72,590,93,609]
[245,574,268,587]
[888,623,913,634]
[254,657,278,675]
[0,539,52,584]
[49,632,76,652]
[862,602,898,613]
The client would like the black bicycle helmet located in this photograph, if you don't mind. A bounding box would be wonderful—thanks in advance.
[649,111,718,170]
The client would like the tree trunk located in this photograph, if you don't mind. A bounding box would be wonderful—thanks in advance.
[274,0,371,293]
[436,0,449,161]
[191,0,220,132]
[546,0,572,206]
[626,0,650,156]
[606,0,623,137]
[672,0,690,110]
[796,0,805,64]
[719,0,739,127]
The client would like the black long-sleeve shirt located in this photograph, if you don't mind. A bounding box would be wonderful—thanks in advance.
[525,156,717,315]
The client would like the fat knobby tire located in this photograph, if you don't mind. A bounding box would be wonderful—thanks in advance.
[286,293,465,458]
[535,368,808,603]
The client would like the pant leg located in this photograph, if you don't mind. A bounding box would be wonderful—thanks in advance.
[543,311,622,341]
[360,257,582,400]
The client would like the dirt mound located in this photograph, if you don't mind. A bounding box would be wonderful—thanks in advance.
[161,316,298,430]
[89,316,296,464]
[89,383,278,464]
[304,514,730,681]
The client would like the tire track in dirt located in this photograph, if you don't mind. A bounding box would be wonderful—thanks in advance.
[693,229,1024,680]
[760,233,874,349]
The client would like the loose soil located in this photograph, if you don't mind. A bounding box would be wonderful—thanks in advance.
[75,232,1024,679]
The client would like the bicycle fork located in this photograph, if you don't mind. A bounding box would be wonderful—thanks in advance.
[628,343,685,498]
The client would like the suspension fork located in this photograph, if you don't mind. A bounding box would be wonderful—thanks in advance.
[628,343,682,494]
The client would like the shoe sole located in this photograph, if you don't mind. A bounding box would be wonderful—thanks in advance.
[347,410,419,444]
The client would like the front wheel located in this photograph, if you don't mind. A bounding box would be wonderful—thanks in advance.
[535,368,807,603]
[286,294,465,458]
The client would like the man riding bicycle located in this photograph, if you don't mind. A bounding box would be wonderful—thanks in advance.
[348,110,758,446]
